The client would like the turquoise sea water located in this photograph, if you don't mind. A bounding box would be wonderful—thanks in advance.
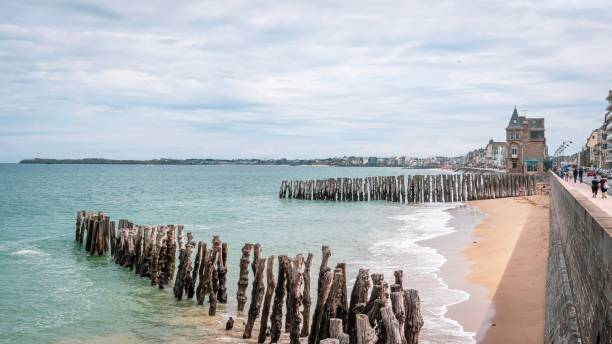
[0,164,475,344]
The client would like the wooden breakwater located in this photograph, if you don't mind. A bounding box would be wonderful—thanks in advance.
[279,173,538,203]
[74,211,424,344]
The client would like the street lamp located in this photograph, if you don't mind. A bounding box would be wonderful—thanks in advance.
[553,140,572,169]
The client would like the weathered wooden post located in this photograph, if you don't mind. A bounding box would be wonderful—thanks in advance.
[258,255,276,343]
[309,270,333,344]
[189,241,204,298]
[381,305,402,344]
[196,242,208,304]
[244,257,266,339]
[355,313,378,344]
[329,318,349,344]
[271,255,289,343]
[348,269,370,343]
[301,253,314,338]
[217,242,228,303]
[404,289,423,344]
[237,243,253,312]
[289,254,305,344]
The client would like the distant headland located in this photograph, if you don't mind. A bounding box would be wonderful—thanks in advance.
[18,157,459,168]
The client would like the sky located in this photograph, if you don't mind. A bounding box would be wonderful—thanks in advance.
[1,0,611,162]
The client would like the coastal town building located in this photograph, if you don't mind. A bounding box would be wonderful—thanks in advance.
[605,90,612,168]
[465,148,486,167]
[580,128,604,167]
[485,139,507,169]
[505,107,547,173]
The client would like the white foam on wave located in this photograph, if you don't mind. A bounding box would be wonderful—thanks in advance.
[366,204,475,344]
[11,248,49,257]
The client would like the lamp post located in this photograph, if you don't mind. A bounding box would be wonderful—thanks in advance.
[553,140,572,169]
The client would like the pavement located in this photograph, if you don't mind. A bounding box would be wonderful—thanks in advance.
[558,175,612,216]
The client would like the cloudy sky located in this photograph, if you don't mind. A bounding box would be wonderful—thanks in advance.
[1,0,611,161]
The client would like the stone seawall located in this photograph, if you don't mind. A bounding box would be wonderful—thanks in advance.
[546,174,611,344]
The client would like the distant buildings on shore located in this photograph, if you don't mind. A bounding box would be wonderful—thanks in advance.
[19,156,462,168]
[579,90,612,168]
[463,107,547,173]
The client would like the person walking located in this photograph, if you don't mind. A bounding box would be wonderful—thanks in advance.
[578,167,584,183]
[600,175,608,199]
[591,175,599,198]
[573,167,578,183]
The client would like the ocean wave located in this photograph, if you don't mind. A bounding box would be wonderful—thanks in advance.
[367,204,475,343]
[11,248,49,257]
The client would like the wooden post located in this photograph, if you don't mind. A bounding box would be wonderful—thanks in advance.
[290,254,305,344]
[217,242,228,303]
[335,263,349,331]
[244,257,266,339]
[348,269,370,343]
[381,306,402,344]
[391,292,406,344]
[394,270,403,290]
[329,318,350,344]
[189,241,204,298]
[258,255,276,344]
[403,289,423,344]
[156,227,168,289]
[237,243,253,312]
[199,249,212,306]
[355,313,378,344]
[195,242,207,304]
[75,210,84,242]
[271,255,289,343]
[208,236,221,315]
[301,253,314,338]
[174,237,195,301]
[308,269,333,344]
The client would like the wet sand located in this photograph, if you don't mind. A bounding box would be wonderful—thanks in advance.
[438,196,549,343]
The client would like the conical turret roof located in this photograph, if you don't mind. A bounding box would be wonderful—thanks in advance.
[507,106,522,129]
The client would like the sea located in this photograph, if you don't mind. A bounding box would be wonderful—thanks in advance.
[0,164,481,344]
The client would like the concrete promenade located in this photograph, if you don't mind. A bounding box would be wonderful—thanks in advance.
[558,176,612,216]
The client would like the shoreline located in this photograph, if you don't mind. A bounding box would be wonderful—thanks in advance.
[426,196,549,343]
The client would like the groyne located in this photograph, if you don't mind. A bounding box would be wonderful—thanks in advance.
[74,211,424,344]
[546,174,611,344]
[279,174,539,203]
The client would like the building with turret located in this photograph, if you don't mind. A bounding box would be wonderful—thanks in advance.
[605,90,612,168]
[506,107,546,173]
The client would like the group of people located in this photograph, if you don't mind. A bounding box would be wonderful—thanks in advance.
[560,165,608,199]
[562,166,584,183]
[591,174,609,199]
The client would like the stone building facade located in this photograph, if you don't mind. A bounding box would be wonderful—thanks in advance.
[485,139,507,169]
[605,90,612,168]
[506,107,547,173]
[581,128,604,168]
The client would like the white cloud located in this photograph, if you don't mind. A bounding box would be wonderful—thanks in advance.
[0,0,611,161]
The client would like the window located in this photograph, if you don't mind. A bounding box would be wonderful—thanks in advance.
[509,132,521,140]
[526,160,538,172]
[511,145,518,156]
[512,161,517,169]
[530,130,545,139]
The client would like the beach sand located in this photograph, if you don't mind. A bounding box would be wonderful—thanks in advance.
[442,195,549,343]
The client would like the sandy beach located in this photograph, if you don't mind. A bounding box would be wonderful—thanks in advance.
[441,195,549,343]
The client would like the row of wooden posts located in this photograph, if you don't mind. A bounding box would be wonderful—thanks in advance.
[279,173,538,203]
[75,211,424,344]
